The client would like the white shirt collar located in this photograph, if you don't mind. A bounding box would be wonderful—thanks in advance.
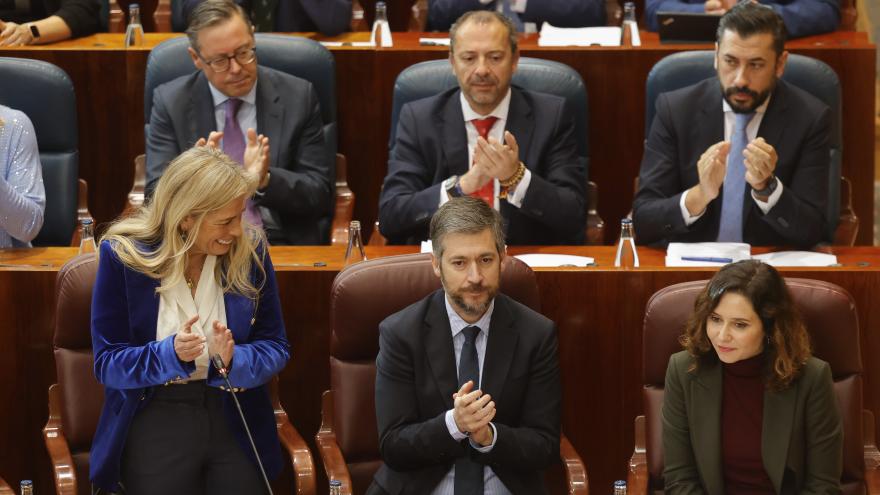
[722,91,772,116]
[460,88,512,123]
[445,294,495,337]
[208,79,258,109]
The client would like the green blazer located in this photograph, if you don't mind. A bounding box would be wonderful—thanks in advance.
[661,351,843,495]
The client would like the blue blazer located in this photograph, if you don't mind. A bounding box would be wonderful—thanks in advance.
[644,0,840,38]
[89,240,290,491]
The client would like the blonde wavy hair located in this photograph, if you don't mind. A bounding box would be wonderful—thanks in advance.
[681,260,811,391]
[102,146,265,298]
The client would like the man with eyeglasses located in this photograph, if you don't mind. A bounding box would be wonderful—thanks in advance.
[146,0,331,245]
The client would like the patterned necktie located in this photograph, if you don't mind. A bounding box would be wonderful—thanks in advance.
[716,112,755,242]
[251,0,277,32]
[471,117,499,206]
[500,0,524,32]
[222,98,263,227]
[454,325,484,495]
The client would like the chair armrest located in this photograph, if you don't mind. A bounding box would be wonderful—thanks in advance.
[122,154,146,218]
[585,180,605,245]
[368,220,388,246]
[0,476,14,494]
[331,154,355,246]
[560,433,589,494]
[43,384,78,495]
[153,0,172,32]
[272,378,316,495]
[107,0,124,32]
[627,415,649,495]
[315,390,355,495]
[864,410,880,494]
[834,176,859,246]
[70,179,95,247]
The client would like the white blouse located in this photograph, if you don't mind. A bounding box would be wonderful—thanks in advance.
[156,255,227,381]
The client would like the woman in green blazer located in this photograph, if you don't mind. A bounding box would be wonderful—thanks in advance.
[662,260,843,494]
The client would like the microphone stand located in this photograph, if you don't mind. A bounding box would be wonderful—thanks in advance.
[211,354,274,495]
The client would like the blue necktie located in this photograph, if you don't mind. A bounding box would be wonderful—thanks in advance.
[454,326,484,495]
[716,112,755,242]
[500,0,524,32]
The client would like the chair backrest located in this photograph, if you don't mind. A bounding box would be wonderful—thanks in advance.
[0,57,79,246]
[144,34,337,241]
[328,253,540,493]
[53,254,103,495]
[641,278,865,494]
[389,57,590,171]
[644,51,842,243]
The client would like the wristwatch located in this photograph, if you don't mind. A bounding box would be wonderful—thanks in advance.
[444,175,464,198]
[27,23,40,40]
[753,176,778,198]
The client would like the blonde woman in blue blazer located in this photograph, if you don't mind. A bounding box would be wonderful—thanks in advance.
[90,145,290,494]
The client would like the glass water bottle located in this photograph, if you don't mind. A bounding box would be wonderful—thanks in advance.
[614,218,639,268]
[124,3,145,47]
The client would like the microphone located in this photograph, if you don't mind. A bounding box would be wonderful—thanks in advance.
[211,354,274,495]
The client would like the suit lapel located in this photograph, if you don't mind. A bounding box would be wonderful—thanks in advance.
[755,80,788,169]
[693,83,726,229]
[191,74,217,145]
[440,90,471,177]
[762,382,798,494]
[505,87,534,166]
[255,67,283,169]
[131,273,162,345]
[480,296,518,401]
[223,291,254,342]
[690,362,725,495]
[424,291,459,410]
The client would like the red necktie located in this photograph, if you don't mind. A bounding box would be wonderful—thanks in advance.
[471,117,498,205]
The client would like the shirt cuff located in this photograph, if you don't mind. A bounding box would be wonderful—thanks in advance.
[469,422,497,452]
[751,177,783,214]
[445,409,469,442]
[439,178,452,208]
[511,0,527,13]
[505,168,531,208]
[679,189,705,226]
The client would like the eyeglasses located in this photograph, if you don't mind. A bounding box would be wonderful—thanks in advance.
[200,46,257,72]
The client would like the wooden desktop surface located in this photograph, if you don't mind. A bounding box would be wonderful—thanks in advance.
[2,245,879,492]
[0,30,874,246]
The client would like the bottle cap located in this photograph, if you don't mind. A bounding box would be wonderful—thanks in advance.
[82,218,94,225]
[329,480,342,487]
[614,480,627,486]
[20,480,33,487]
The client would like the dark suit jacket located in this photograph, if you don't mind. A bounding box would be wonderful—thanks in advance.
[370,290,561,495]
[89,240,290,491]
[632,78,830,248]
[644,0,840,38]
[181,0,352,36]
[378,87,586,245]
[0,0,101,37]
[662,351,843,495]
[145,66,332,245]
[427,0,606,31]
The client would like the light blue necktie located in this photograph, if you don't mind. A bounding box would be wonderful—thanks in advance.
[716,112,755,242]
[500,0,524,32]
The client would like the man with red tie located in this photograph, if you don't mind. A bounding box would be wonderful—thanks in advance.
[378,10,586,245]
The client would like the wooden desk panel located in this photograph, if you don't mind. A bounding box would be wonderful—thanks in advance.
[2,246,879,492]
[0,31,874,245]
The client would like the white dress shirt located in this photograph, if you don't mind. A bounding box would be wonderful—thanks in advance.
[479,0,528,13]
[679,95,784,225]
[156,255,227,381]
[439,89,532,210]
[432,297,512,495]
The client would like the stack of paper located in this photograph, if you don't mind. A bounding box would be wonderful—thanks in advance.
[666,242,751,267]
[514,254,594,267]
[538,23,641,47]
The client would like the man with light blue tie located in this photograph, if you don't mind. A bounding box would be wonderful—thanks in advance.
[369,196,561,495]
[632,1,830,248]
[427,0,606,31]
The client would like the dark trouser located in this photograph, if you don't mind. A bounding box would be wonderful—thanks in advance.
[116,380,265,495]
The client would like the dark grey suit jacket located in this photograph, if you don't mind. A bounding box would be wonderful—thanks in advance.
[181,0,351,36]
[145,66,331,245]
[632,78,830,248]
[378,87,586,245]
[370,290,561,495]
[427,0,606,31]
[662,351,843,495]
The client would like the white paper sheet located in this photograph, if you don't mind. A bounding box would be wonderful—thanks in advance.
[752,251,838,267]
[514,254,594,267]
[538,23,640,47]
[665,242,751,267]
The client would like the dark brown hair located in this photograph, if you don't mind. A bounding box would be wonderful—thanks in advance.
[717,1,787,56]
[681,260,810,390]
[449,10,518,56]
